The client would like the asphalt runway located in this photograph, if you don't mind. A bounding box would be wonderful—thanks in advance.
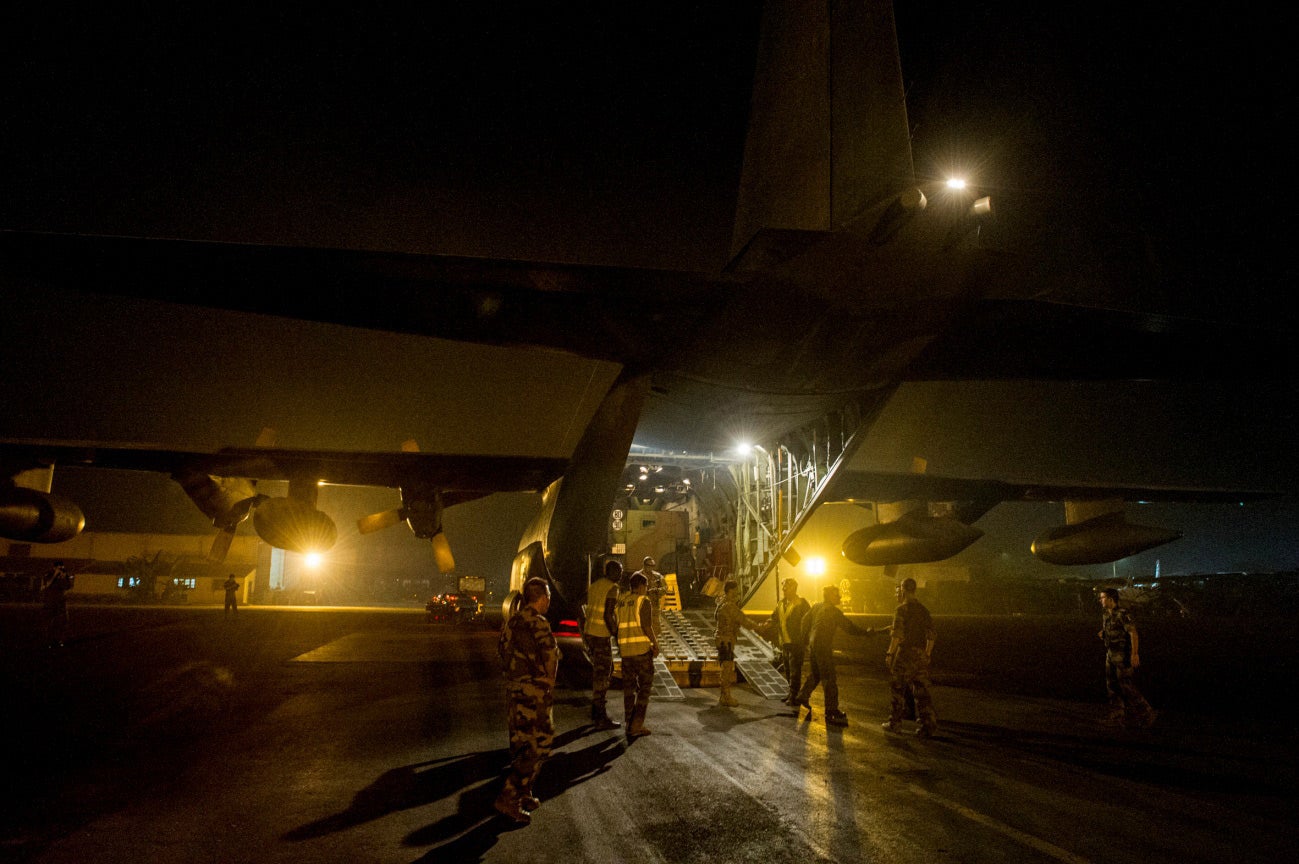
[0,604,1294,863]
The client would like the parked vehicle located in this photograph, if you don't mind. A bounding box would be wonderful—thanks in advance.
[425,592,483,625]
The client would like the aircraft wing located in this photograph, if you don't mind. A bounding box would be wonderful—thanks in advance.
[824,468,1285,510]
[0,230,725,375]
[1,230,1291,392]
[0,439,568,495]
[1,438,568,564]
[822,468,1289,568]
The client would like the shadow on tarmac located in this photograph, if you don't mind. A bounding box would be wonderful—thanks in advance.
[282,724,623,862]
[940,718,1293,797]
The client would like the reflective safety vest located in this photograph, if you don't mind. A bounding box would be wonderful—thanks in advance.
[585,578,616,637]
[776,600,795,644]
[615,593,652,657]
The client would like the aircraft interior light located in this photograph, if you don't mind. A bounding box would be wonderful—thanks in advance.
[946,177,967,190]
[804,556,826,576]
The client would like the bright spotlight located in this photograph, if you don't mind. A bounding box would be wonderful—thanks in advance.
[946,177,967,190]
[736,442,754,456]
[805,556,826,576]
[303,552,323,569]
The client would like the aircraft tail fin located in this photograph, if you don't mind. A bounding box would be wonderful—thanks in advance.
[730,0,914,259]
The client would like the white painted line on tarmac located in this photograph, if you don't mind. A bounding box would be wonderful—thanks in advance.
[907,784,1093,864]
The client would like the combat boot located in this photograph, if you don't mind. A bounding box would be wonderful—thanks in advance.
[718,661,740,706]
[826,709,849,727]
[626,705,652,738]
[591,704,621,730]
[493,792,531,824]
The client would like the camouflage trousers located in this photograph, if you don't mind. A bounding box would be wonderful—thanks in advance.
[889,648,938,731]
[503,681,554,801]
[621,652,655,717]
[1104,654,1154,722]
[585,635,613,709]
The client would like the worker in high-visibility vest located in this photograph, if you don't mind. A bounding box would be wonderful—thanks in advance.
[583,559,622,731]
[615,571,658,739]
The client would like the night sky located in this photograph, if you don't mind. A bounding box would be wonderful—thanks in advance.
[3,3,1295,582]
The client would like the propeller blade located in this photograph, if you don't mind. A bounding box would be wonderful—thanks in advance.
[431,532,456,574]
[209,529,235,563]
[357,508,404,535]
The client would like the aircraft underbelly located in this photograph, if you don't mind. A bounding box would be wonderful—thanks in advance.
[633,375,891,454]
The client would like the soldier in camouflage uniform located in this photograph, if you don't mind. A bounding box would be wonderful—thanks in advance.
[1097,587,1157,728]
[882,578,939,738]
[714,579,758,707]
[495,576,559,824]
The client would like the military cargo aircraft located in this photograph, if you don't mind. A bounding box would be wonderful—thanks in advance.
[1,1,1292,647]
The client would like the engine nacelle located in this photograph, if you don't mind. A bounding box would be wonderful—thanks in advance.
[0,487,85,543]
[252,497,338,554]
[841,512,983,566]
[1031,512,1180,565]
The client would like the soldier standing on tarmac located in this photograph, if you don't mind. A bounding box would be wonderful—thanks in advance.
[714,579,759,707]
[765,577,811,706]
[41,560,74,648]
[882,578,939,739]
[1097,587,1157,728]
[584,559,622,730]
[633,556,666,635]
[794,584,873,726]
[223,574,240,616]
[495,577,559,824]
[615,572,658,739]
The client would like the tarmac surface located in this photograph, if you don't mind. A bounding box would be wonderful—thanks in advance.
[1,603,1295,863]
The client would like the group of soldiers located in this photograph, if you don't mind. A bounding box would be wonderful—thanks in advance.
[761,576,940,736]
[494,557,661,824]
[495,563,1155,825]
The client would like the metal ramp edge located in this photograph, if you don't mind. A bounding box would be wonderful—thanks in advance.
[678,608,787,701]
[612,608,786,700]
